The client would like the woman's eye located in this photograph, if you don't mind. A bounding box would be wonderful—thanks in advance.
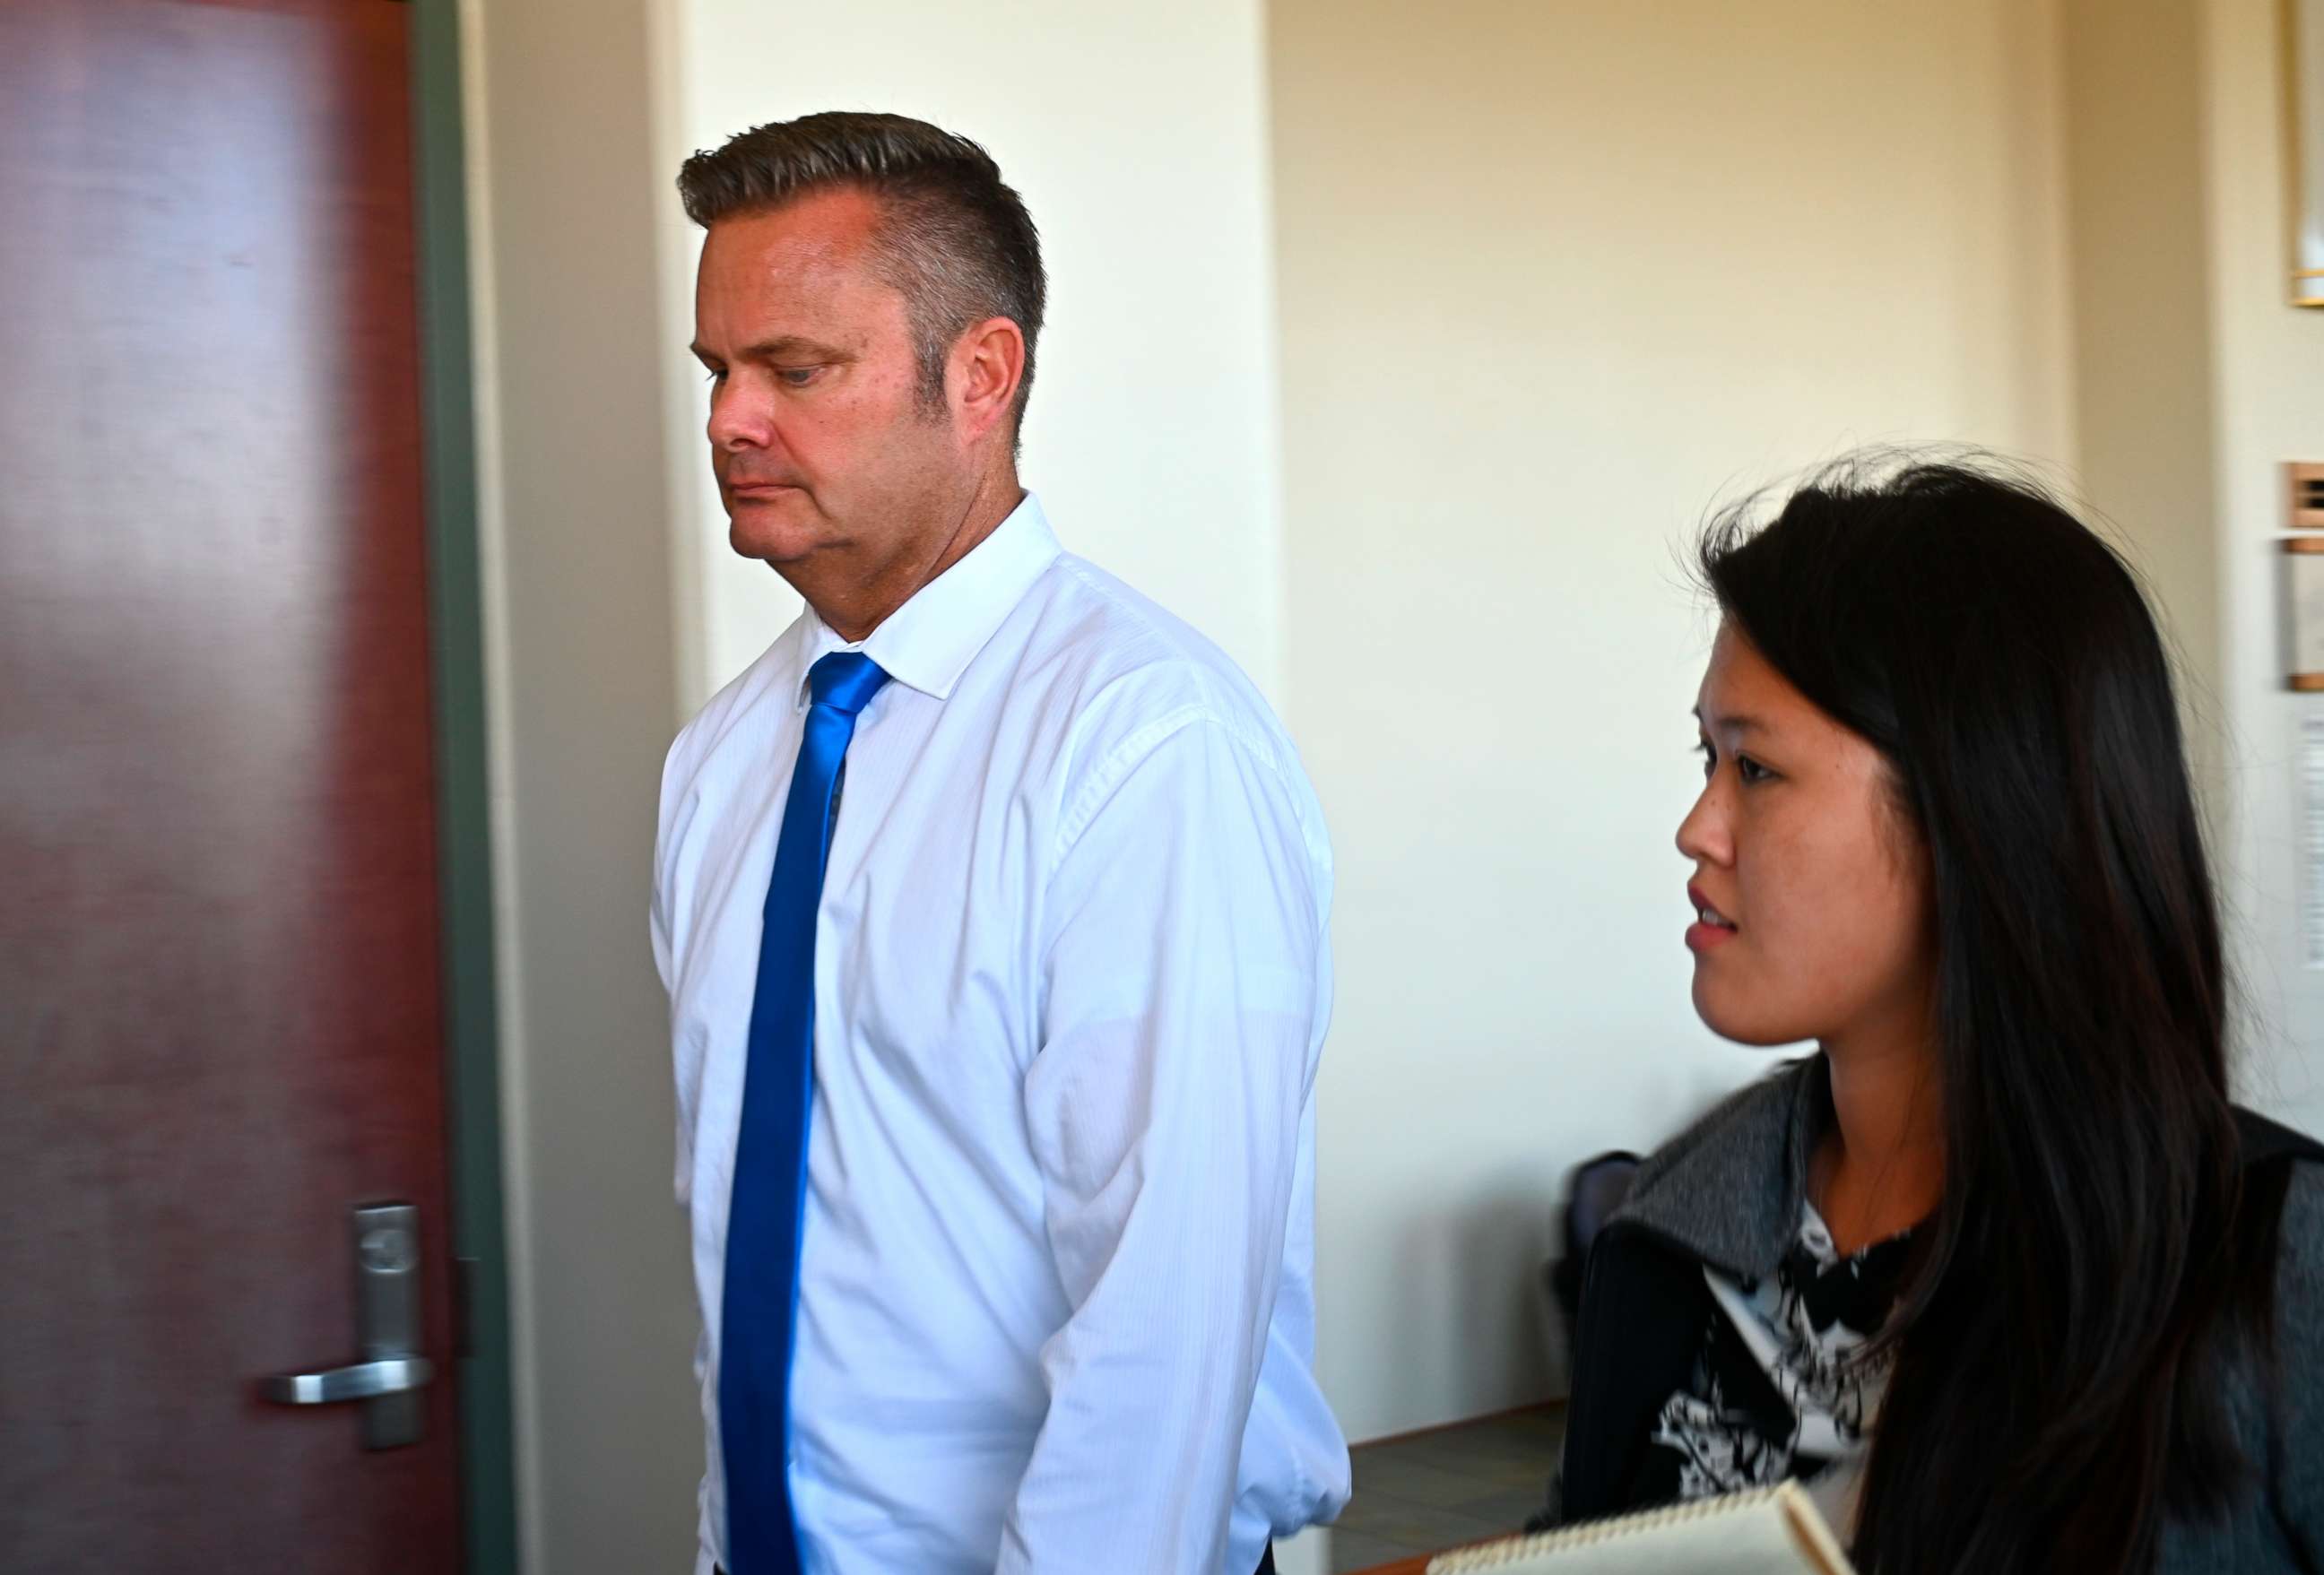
[1736,755,1773,785]
[1695,741,1715,780]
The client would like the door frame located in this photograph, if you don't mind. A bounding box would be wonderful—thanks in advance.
[409,3,519,1569]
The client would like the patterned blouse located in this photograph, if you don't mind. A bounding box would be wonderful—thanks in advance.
[1646,1201,1915,1534]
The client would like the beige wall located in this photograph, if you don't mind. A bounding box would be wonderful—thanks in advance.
[1268,0,2078,1441]
[461,0,702,1568]
[2061,0,2225,810]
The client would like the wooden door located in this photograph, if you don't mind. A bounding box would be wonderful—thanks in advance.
[0,0,466,1567]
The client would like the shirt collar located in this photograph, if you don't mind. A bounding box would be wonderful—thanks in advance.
[789,492,1062,710]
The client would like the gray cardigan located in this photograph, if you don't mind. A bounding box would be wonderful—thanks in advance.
[1561,1057,2324,1572]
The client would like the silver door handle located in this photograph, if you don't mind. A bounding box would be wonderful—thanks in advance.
[258,1202,432,1449]
[263,1354,433,1406]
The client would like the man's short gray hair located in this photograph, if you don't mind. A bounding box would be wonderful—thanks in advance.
[678,111,1046,440]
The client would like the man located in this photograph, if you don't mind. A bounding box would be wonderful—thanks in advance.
[650,112,1348,1575]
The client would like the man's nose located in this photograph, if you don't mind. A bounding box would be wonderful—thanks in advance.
[707,381,771,452]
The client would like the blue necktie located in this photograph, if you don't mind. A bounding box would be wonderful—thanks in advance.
[722,651,890,1575]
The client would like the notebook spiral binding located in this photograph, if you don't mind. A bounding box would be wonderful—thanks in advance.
[1426,1484,1791,1572]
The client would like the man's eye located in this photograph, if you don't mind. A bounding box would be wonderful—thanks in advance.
[701,368,725,385]
[778,367,821,387]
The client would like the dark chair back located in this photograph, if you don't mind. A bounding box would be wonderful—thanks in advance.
[1548,1150,1642,1335]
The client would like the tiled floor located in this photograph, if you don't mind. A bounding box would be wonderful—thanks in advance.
[1331,1405,1565,1573]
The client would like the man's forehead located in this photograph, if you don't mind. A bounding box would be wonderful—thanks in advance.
[695,205,904,355]
[701,188,884,277]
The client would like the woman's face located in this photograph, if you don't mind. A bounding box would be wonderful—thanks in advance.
[1678,622,1935,1050]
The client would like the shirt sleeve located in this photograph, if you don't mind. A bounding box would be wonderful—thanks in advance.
[651,749,691,1209]
[650,845,675,1003]
[1002,713,1324,1574]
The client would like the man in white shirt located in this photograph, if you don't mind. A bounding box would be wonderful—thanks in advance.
[651,111,1348,1575]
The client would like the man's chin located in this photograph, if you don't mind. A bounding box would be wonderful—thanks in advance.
[725,498,827,565]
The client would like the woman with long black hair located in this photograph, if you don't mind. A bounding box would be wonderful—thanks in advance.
[1557,458,2324,1572]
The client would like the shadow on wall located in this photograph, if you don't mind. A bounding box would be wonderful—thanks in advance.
[1382,1189,1565,1431]
[1374,1061,1765,1441]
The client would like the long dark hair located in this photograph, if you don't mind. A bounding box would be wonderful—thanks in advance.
[1699,457,2268,1573]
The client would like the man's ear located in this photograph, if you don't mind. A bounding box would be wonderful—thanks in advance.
[950,316,1026,445]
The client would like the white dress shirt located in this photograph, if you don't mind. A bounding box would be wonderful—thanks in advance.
[651,495,1349,1575]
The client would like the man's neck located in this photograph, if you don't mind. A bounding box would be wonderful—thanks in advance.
[793,472,1024,645]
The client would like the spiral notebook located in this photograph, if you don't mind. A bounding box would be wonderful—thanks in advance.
[1424,1482,1857,1575]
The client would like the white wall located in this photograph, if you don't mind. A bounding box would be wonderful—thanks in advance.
[2202,0,2324,1135]
[2057,0,2324,1134]
[664,0,1288,708]
[1267,0,2078,1441]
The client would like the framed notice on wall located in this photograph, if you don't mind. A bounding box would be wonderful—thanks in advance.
[2297,0,2324,305]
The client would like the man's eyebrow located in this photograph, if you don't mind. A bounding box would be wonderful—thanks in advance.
[689,335,854,364]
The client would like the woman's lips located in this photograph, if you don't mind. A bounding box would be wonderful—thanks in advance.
[1687,883,1739,953]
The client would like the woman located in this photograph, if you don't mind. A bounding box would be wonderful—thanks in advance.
[1557,459,2324,1573]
